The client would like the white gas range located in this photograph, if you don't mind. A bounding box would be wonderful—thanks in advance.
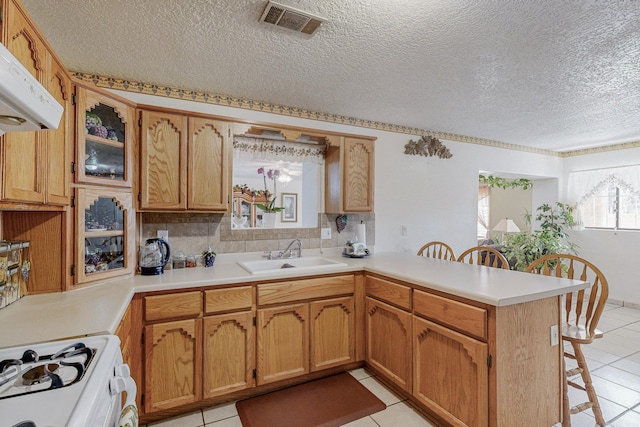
[0,335,137,427]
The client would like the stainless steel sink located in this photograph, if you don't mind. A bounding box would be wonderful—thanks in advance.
[237,256,348,274]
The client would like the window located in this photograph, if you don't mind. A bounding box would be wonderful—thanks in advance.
[568,165,640,230]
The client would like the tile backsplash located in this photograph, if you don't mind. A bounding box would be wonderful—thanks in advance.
[141,212,374,262]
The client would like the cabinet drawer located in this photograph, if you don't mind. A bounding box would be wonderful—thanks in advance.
[145,291,202,322]
[366,275,411,311]
[205,286,253,314]
[413,290,487,341]
[258,275,355,306]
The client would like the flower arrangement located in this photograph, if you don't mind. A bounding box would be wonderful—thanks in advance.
[255,167,284,212]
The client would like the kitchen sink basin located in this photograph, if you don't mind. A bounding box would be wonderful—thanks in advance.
[238,256,348,275]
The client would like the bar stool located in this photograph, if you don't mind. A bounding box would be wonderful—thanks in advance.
[526,254,609,427]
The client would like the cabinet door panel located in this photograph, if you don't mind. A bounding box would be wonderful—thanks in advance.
[44,54,71,205]
[76,87,133,187]
[343,138,374,212]
[413,316,488,427]
[75,188,135,285]
[140,111,188,209]
[188,117,230,211]
[257,303,308,385]
[365,297,411,392]
[203,311,255,398]
[310,296,355,371]
[144,319,202,413]
[2,4,45,203]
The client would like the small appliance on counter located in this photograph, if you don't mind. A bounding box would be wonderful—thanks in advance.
[342,240,369,258]
[0,240,30,309]
[139,238,170,275]
[343,221,369,258]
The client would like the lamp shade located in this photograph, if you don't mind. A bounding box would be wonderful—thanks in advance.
[492,218,520,233]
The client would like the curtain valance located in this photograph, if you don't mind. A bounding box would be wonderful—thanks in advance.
[567,165,640,206]
[233,136,325,165]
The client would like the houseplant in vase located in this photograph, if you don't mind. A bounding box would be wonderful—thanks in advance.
[502,202,578,271]
[255,167,284,228]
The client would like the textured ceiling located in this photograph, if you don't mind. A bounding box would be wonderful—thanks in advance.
[20,0,640,152]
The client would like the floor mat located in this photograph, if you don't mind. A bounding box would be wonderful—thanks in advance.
[236,372,386,427]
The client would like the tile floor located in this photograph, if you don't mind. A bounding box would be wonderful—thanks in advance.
[145,303,640,427]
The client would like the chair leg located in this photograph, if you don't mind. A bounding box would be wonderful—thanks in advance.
[562,356,571,427]
[571,342,606,426]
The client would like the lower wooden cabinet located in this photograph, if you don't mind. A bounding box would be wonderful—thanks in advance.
[144,319,202,413]
[256,276,357,386]
[257,303,309,385]
[310,296,355,372]
[365,296,412,392]
[203,311,255,398]
[413,316,488,427]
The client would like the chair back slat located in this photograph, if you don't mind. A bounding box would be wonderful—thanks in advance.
[525,254,609,343]
[456,246,509,269]
[417,241,456,261]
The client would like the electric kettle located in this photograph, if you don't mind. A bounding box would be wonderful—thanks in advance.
[139,238,171,275]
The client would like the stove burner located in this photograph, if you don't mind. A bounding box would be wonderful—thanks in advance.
[21,363,59,386]
[0,342,96,400]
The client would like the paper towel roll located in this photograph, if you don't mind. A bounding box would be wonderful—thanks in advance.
[355,223,366,246]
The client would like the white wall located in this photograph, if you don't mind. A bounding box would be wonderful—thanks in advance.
[563,147,640,307]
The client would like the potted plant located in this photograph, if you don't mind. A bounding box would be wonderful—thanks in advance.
[502,202,578,271]
[255,167,284,228]
[255,167,284,213]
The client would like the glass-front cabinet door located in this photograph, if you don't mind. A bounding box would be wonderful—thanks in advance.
[76,86,133,187]
[76,188,135,285]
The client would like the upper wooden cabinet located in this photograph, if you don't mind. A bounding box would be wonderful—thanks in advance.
[325,137,375,213]
[44,54,72,205]
[188,117,231,210]
[75,85,134,188]
[1,0,71,205]
[139,110,187,209]
[139,109,231,211]
[75,187,135,285]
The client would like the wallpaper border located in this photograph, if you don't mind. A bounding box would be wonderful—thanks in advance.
[73,72,638,158]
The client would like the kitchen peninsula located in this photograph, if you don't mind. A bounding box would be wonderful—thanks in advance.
[0,251,587,427]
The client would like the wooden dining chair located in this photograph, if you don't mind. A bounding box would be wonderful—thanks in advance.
[525,254,609,427]
[417,241,456,261]
[456,246,509,269]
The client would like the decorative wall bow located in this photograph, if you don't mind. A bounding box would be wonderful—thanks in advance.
[404,136,452,159]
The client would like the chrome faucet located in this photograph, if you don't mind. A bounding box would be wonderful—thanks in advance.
[279,239,302,259]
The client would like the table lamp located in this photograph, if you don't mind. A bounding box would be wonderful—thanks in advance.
[492,218,520,244]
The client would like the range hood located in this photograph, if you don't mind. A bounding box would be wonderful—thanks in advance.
[0,42,63,136]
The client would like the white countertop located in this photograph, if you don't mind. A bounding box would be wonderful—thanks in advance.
[0,251,588,348]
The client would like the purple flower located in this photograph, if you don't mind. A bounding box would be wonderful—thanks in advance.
[257,167,264,175]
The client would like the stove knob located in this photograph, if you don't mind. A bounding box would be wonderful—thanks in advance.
[114,363,131,378]
[110,376,127,395]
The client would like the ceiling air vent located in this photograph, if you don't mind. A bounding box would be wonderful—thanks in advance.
[259,1,326,36]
